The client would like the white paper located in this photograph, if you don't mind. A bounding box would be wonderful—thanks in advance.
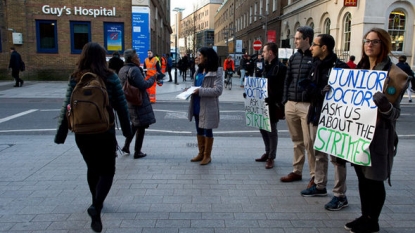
[175,86,200,100]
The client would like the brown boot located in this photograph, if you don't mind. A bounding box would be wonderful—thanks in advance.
[191,135,205,162]
[200,137,214,165]
[265,159,274,169]
[255,153,268,162]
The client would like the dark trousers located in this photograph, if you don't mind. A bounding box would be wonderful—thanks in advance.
[354,165,386,221]
[167,67,172,81]
[259,121,278,159]
[124,125,146,153]
[12,70,23,86]
[75,131,117,210]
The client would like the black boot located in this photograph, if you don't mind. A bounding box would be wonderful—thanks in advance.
[87,205,102,232]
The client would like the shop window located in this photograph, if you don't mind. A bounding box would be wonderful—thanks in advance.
[36,20,58,53]
[388,10,406,52]
[70,21,91,54]
[104,22,124,54]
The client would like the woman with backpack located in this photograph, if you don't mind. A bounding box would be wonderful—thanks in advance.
[54,42,132,233]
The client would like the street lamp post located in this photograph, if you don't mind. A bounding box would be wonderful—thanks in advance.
[173,7,185,85]
[252,14,268,45]
[223,28,236,60]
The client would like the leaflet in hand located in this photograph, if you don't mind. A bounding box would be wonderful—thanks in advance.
[176,86,200,100]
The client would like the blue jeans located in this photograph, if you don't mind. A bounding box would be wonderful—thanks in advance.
[240,69,246,86]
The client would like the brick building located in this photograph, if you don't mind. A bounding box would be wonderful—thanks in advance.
[0,0,172,80]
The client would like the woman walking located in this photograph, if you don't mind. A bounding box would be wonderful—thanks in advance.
[54,42,132,232]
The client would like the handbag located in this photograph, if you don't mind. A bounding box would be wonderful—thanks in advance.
[123,68,143,106]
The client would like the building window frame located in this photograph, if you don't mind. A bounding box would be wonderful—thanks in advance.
[70,21,91,54]
[103,22,125,54]
[36,20,58,53]
[324,18,331,34]
[343,13,352,52]
[388,9,406,52]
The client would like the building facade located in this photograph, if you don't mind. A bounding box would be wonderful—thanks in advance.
[0,0,172,80]
[278,0,415,65]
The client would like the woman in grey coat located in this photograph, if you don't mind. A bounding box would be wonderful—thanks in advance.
[119,49,156,159]
[187,47,223,165]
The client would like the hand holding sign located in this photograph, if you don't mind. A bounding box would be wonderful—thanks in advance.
[373,92,391,112]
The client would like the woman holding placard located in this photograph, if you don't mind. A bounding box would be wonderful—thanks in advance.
[344,28,410,233]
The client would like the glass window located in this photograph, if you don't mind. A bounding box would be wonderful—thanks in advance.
[70,21,91,54]
[36,20,58,53]
[324,18,331,34]
[388,10,405,52]
[343,13,351,51]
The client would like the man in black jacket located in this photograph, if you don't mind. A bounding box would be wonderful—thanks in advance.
[298,34,351,211]
[396,55,414,102]
[8,47,24,87]
[254,42,287,169]
[280,26,315,186]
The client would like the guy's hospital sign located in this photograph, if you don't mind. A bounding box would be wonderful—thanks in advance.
[42,5,117,17]
[314,68,387,166]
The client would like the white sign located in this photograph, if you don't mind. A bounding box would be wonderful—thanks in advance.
[236,40,243,53]
[244,77,271,132]
[314,68,387,166]
[42,5,116,17]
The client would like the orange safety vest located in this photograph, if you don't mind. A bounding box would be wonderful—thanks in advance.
[145,57,158,103]
[161,57,167,74]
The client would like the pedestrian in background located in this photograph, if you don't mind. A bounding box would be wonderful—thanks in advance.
[298,34,350,212]
[345,28,409,233]
[187,47,223,165]
[166,53,173,82]
[54,42,132,233]
[280,26,315,187]
[346,55,357,69]
[239,54,247,87]
[108,51,124,74]
[396,55,413,103]
[9,47,24,87]
[254,42,286,169]
[144,50,162,103]
[254,54,265,77]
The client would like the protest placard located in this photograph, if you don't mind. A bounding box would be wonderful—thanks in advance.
[244,76,271,132]
[314,68,388,166]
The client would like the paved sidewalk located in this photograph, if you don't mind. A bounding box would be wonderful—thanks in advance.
[0,80,414,232]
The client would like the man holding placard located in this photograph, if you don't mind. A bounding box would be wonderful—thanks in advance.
[297,34,350,211]
[253,42,286,169]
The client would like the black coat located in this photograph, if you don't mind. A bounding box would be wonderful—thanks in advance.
[283,49,313,103]
[119,64,156,127]
[302,53,349,126]
[9,50,22,72]
[264,58,287,123]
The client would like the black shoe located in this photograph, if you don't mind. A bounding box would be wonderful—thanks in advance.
[168,80,172,82]
[20,80,24,87]
[13,85,19,87]
[133,151,147,159]
[87,205,102,232]
[121,146,130,154]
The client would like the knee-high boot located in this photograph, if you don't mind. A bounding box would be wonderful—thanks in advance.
[200,137,214,165]
[191,135,205,162]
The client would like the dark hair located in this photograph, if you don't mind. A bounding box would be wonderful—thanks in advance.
[124,49,137,63]
[10,47,15,51]
[198,47,219,72]
[317,34,335,52]
[399,55,407,62]
[112,51,120,58]
[349,55,355,61]
[358,28,391,69]
[72,42,113,81]
[264,42,279,59]
[297,26,314,45]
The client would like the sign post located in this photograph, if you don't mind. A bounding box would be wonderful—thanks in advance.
[253,40,262,51]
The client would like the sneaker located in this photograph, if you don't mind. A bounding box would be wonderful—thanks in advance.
[300,184,327,197]
[324,196,349,211]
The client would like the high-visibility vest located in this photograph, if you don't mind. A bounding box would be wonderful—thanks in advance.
[161,57,167,73]
[145,57,157,78]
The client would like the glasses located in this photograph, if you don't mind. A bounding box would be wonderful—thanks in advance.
[363,39,381,45]
[311,42,322,47]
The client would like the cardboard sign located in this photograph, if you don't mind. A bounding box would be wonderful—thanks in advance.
[244,77,271,132]
[314,68,387,166]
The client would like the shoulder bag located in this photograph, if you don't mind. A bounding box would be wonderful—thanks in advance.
[123,67,143,106]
